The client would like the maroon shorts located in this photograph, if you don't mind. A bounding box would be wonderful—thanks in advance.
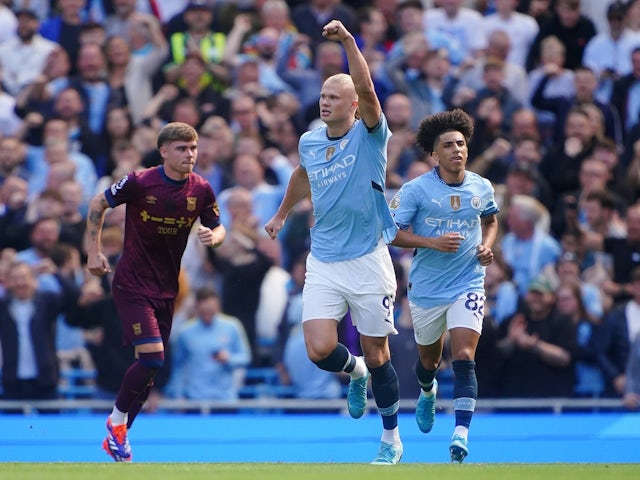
[112,285,175,347]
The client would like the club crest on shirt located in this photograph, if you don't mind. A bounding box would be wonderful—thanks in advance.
[450,195,461,210]
[471,196,482,209]
[340,139,349,150]
[389,192,401,210]
[132,323,142,336]
[326,146,335,161]
[187,196,197,211]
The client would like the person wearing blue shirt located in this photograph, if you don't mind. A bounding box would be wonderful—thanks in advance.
[165,287,251,401]
[265,20,402,465]
[389,109,499,463]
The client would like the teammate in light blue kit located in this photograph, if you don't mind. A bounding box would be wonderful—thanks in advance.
[265,20,402,465]
[389,109,499,463]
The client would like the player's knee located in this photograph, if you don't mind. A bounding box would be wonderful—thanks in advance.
[451,347,475,362]
[311,343,349,372]
[138,351,165,372]
[306,341,336,364]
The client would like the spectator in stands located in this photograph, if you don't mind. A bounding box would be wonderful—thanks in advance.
[207,186,275,366]
[456,56,523,132]
[622,332,640,410]
[465,96,513,184]
[26,135,97,206]
[383,93,422,189]
[596,265,640,397]
[57,179,87,250]
[497,277,578,398]
[455,30,530,107]
[501,194,562,297]
[554,280,604,397]
[0,8,57,96]
[103,0,139,41]
[0,73,24,137]
[39,0,91,74]
[68,42,113,137]
[195,116,234,191]
[585,203,640,305]
[582,1,640,103]
[15,216,66,295]
[151,53,231,126]
[103,17,168,126]
[0,3,17,45]
[277,39,346,127]
[386,46,453,129]
[218,152,288,230]
[353,5,389,81]
[482,0,539,69]
[0,136,28,184]
[291,0,357,56]
[539,106,599,212]
[165,287,251,401]
[0,260,80,400]
[164,1,230,92]
[525,0,596,72]
[611,46,640,140]
[244,0,312,74]
[422,0,488,69]
[530,65,622,146]
[0,175,30,252]
[526,35,574,144]
[231,26,295,97]
[579,188,627,246]
[484,251,519,327]
[551,156,619,238]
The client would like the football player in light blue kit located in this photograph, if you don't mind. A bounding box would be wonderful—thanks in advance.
[265,20,402,465]
[389,109,499,463]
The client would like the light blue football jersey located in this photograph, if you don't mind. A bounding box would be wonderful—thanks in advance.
[299,115,397,262]
[389,167,499,308]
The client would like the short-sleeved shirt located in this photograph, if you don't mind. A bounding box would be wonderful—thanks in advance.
[298,115,395,262]
[389,167,499,308]
[105,166,220,299]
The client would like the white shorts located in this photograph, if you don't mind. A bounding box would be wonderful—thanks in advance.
[410,292,485,346]
[302,240,398,337]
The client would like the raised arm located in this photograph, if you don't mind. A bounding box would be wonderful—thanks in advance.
[85,192,111,276]
[322,20,381,128]
[264,166,310,239]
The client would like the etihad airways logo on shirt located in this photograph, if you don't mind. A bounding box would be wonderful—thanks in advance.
[308,155,355,187]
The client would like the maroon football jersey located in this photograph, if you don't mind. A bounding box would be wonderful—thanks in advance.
[105,166,220,299]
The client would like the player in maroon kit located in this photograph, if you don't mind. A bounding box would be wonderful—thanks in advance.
[86,122,226,462]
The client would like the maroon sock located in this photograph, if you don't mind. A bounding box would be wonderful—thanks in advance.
[126,383,153,429]
[114,352,163,413]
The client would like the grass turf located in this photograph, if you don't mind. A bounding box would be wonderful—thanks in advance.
[0,463,638,480]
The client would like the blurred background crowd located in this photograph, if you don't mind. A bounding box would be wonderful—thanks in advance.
[1,0,640,411]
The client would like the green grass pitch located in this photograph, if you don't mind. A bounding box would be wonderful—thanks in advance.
[1,463,638,480]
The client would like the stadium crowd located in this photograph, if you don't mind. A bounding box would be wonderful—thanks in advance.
[0,0,640,410]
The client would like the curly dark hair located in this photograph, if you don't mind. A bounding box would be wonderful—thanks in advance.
[415,108,474,154]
